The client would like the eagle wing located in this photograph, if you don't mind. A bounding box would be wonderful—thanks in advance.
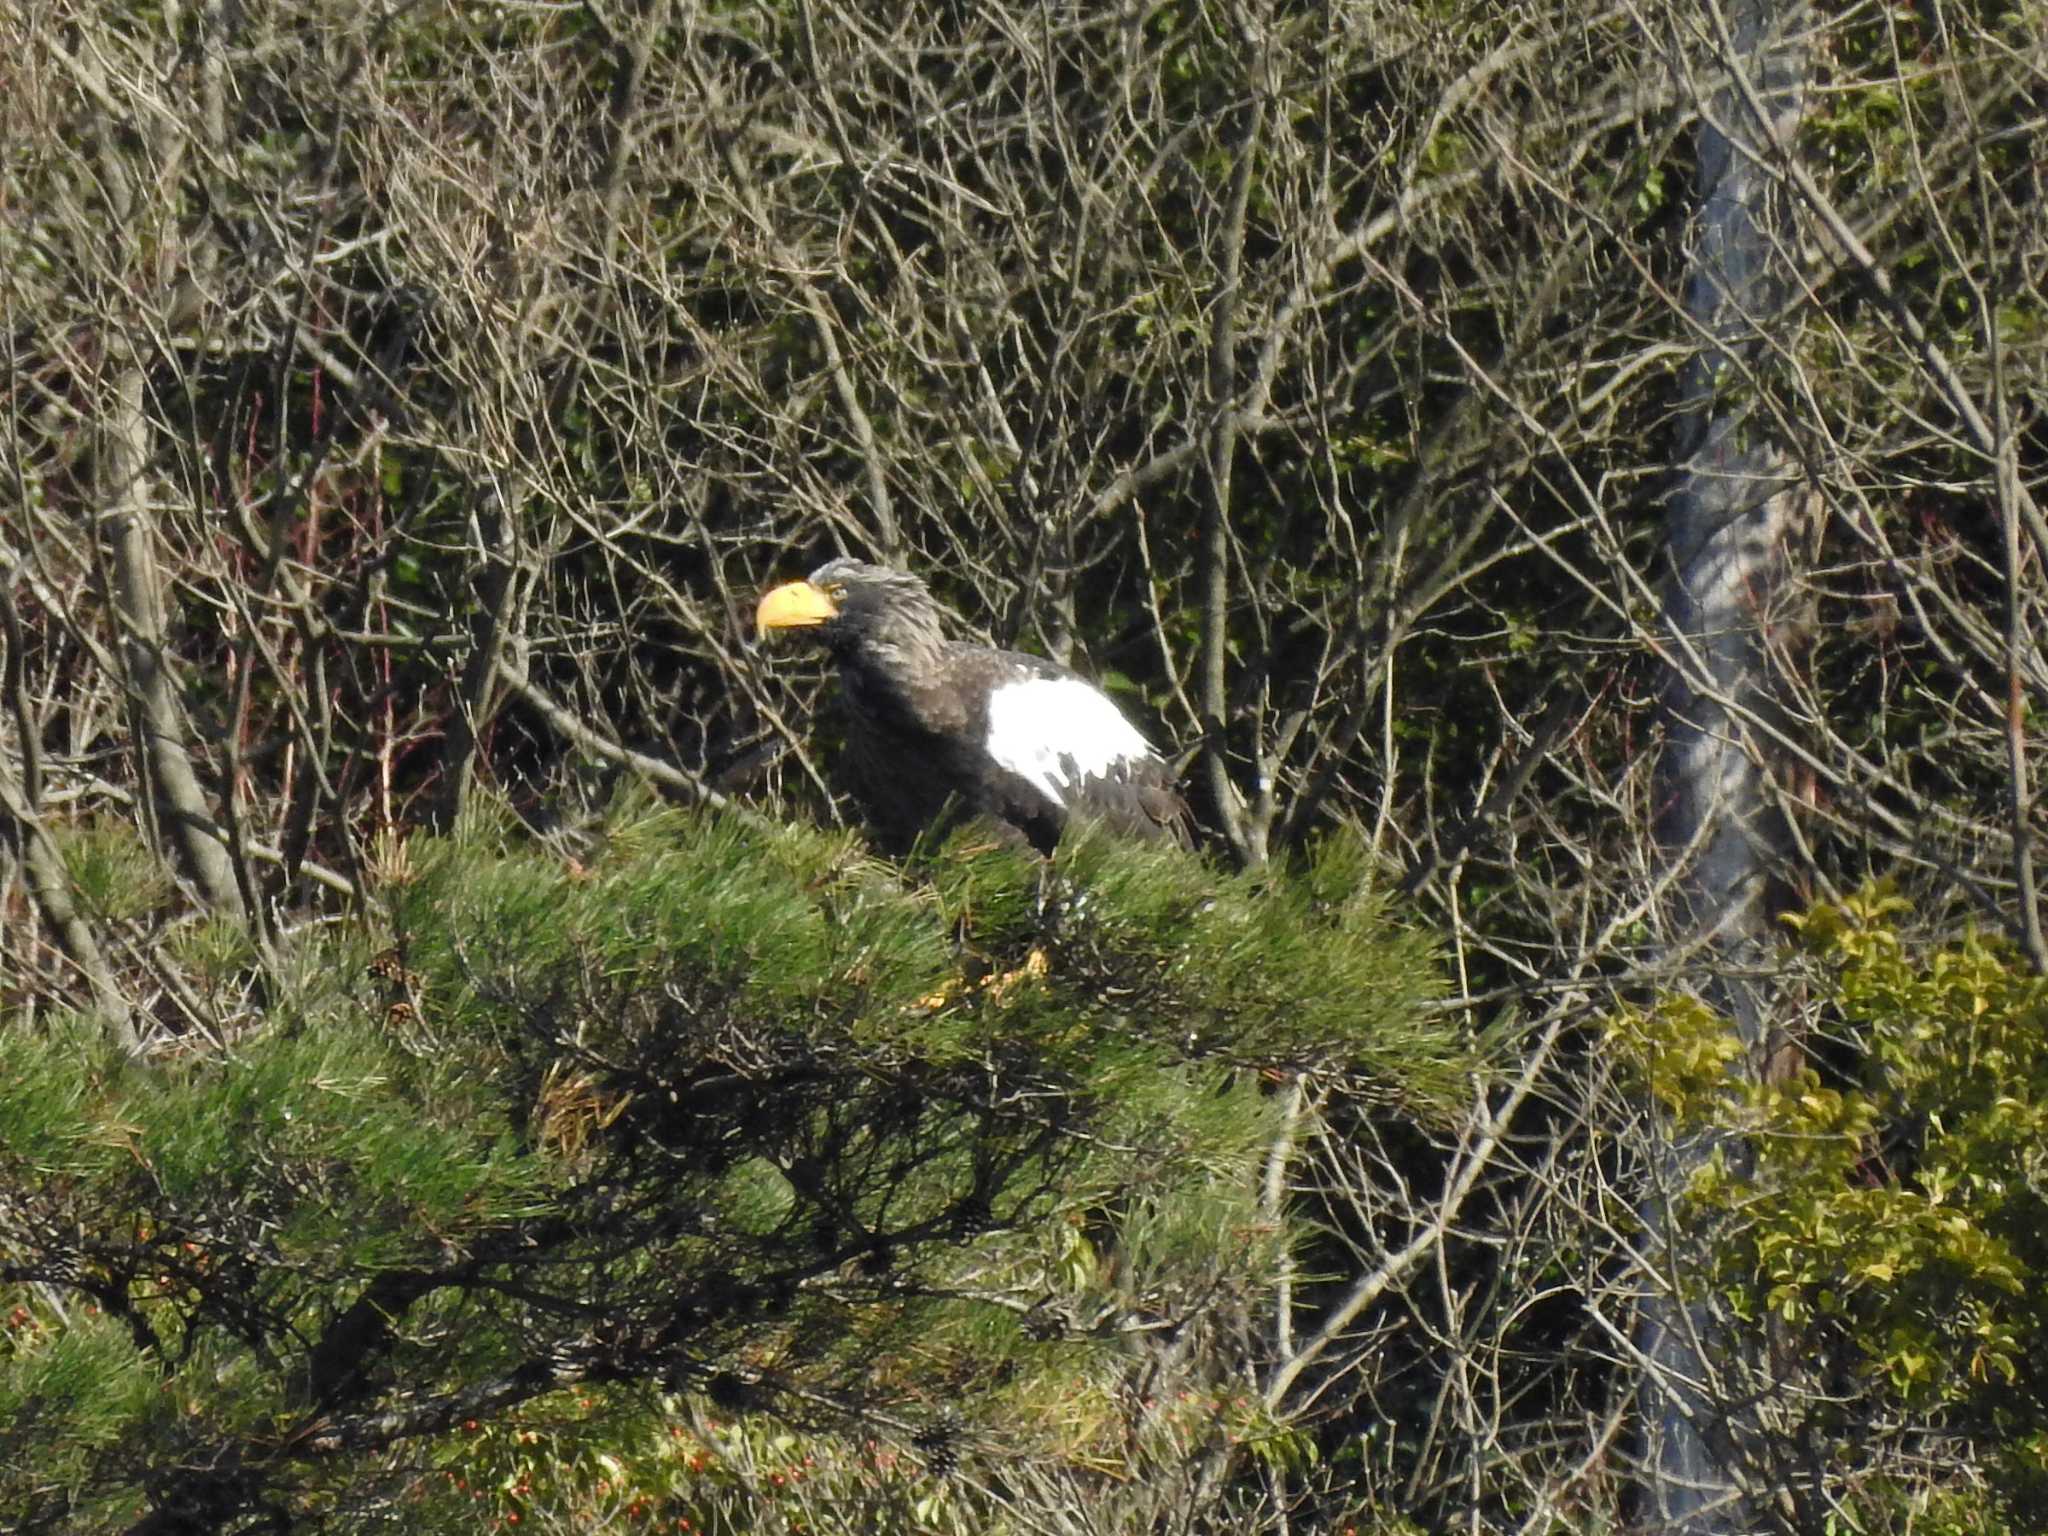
[976,665,1189,851]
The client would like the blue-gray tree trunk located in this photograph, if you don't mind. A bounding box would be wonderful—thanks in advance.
[1640,1,1809,1529]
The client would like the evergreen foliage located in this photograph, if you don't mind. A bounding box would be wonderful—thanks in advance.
[1612,885,2048,1533]
[0,800,1454,1533]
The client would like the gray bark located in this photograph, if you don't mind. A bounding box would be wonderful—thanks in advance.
[69,3,249,926]
[0,577,138,1051]
[1639,0,1809,1528]
[102,359,248,924]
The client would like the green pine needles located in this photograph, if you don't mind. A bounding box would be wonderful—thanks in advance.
[0,798,1460,1533]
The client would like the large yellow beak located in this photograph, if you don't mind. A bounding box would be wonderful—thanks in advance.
[755,579,840,639]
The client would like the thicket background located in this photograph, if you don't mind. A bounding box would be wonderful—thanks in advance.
[3,0,2044,1532]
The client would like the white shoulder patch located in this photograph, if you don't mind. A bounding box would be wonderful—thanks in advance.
[983,676,1156,804]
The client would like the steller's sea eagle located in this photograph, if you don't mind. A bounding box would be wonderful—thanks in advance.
[755,559,1189,855]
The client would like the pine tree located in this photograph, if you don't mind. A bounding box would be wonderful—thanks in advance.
[0,796,1459,1534]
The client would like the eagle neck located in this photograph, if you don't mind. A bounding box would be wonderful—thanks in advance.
[838,612,959,734]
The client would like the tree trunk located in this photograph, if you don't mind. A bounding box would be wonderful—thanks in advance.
[102,358,248,925]
[1639,0,1809,1528]
[76,4,249,928]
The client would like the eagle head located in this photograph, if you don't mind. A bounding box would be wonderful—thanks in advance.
[755,559,947,663]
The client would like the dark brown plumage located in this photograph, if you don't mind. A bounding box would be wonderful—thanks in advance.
[756,559,1189,854]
